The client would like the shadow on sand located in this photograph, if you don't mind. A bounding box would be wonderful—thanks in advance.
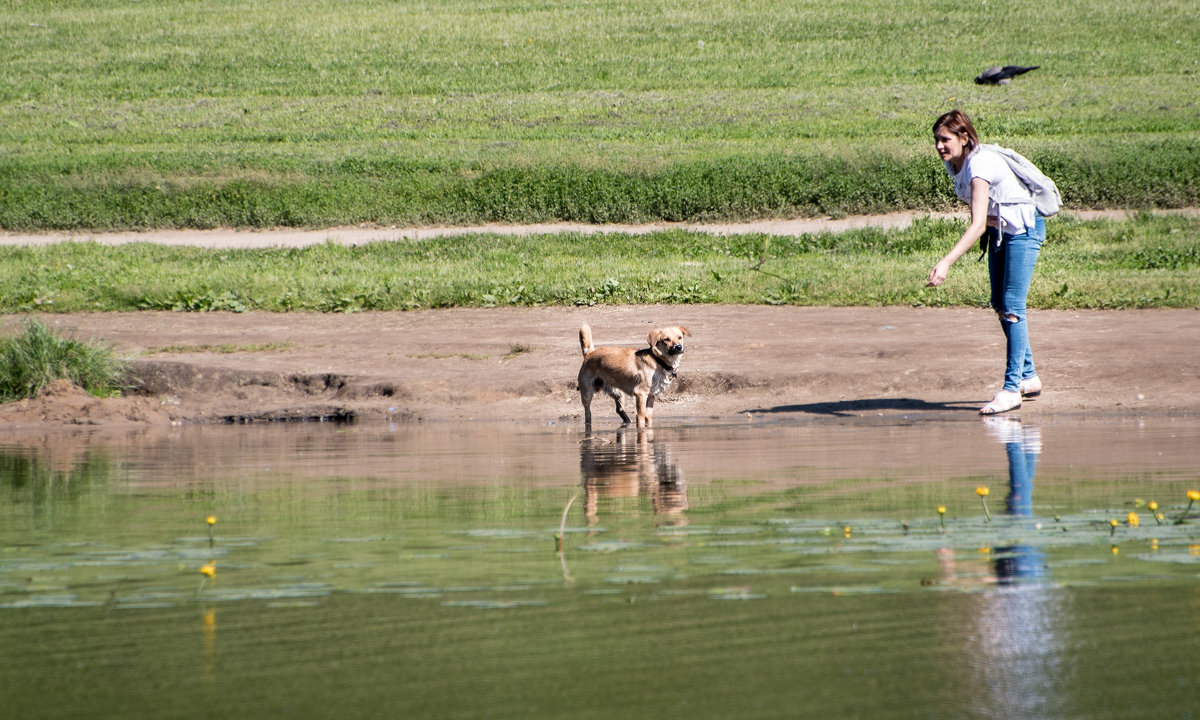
[743,397,981,417]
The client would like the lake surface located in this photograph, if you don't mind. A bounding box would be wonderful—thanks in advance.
[2,415,1198,719]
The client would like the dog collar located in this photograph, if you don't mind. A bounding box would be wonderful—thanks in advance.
[639,348,678,377]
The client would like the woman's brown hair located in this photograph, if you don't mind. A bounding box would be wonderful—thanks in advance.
[932,109,979,154]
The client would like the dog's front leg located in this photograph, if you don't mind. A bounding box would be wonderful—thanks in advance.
[635,393,652,428]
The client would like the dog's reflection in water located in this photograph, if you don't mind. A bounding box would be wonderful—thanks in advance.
[580,428,687,526]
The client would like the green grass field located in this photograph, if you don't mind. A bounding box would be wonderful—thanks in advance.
[2,0,1198,229]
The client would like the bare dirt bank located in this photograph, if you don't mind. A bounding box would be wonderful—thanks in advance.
[2,305,1197,431]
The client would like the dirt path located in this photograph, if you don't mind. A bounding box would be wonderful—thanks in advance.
[2,305,1197,431]
[4,209,1196,249]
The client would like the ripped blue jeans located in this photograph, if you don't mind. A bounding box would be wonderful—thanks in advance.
[987,215,1045,393]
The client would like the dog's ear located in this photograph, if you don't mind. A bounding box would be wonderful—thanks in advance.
[647,330,661,347]
[678,326,691,338]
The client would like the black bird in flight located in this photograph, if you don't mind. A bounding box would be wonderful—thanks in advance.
[975,65,1040,85]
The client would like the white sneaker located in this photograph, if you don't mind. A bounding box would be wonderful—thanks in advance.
[1018,376,1042,397]
[981,390,1022,415]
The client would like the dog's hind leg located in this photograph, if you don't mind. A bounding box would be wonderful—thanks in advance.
[606,386,632,425]
[613,400,632,425]
[579,376,596,427]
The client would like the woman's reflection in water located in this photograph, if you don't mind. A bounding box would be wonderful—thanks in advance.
[971,417,1068,719]
[579,428,687,527]
[987,416,1045,583]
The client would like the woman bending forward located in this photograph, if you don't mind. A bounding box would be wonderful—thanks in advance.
[927,109,1044,415]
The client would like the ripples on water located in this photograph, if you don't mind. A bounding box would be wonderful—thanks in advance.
[2,416,1198,719]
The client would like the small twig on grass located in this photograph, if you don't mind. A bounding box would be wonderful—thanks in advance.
[747,236,789,281]
[747,200,794,281]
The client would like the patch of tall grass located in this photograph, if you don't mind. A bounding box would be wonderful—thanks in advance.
[1,214,1195,312]
[1,0,1197,229]
[0,320,130,402]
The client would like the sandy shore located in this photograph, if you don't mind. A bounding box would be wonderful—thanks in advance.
[1,305,1196,431]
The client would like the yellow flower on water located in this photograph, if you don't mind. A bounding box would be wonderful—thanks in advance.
[1111,545,1120,555]
[1188,490,1200,502]
[976,487,992,521]
[199,563,216,578]
[206,515,217,526]
[843,526,852,538]
[937,506,946,515]
[1148,501,1158,511]
[1127,512,1140,527]
[1110,518,1119,528]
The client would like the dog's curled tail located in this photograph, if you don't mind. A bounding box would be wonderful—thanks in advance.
[579,324,594,356]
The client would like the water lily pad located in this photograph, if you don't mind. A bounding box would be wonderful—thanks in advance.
[709,591,768,601]
[441,599,549,609]
[789,586,898,595]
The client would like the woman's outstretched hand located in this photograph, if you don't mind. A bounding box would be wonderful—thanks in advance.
[926,260,950,287]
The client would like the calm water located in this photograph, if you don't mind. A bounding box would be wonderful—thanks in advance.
[2,415,1198,720]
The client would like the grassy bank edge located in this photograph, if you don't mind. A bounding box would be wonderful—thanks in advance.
[1,213,1197,313]
[0,320,129,402]
[3,142,1198,231]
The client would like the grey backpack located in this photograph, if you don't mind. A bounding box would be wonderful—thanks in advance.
[978,143,1062,217]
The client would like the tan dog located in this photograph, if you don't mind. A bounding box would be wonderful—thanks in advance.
[577,324,691,428]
